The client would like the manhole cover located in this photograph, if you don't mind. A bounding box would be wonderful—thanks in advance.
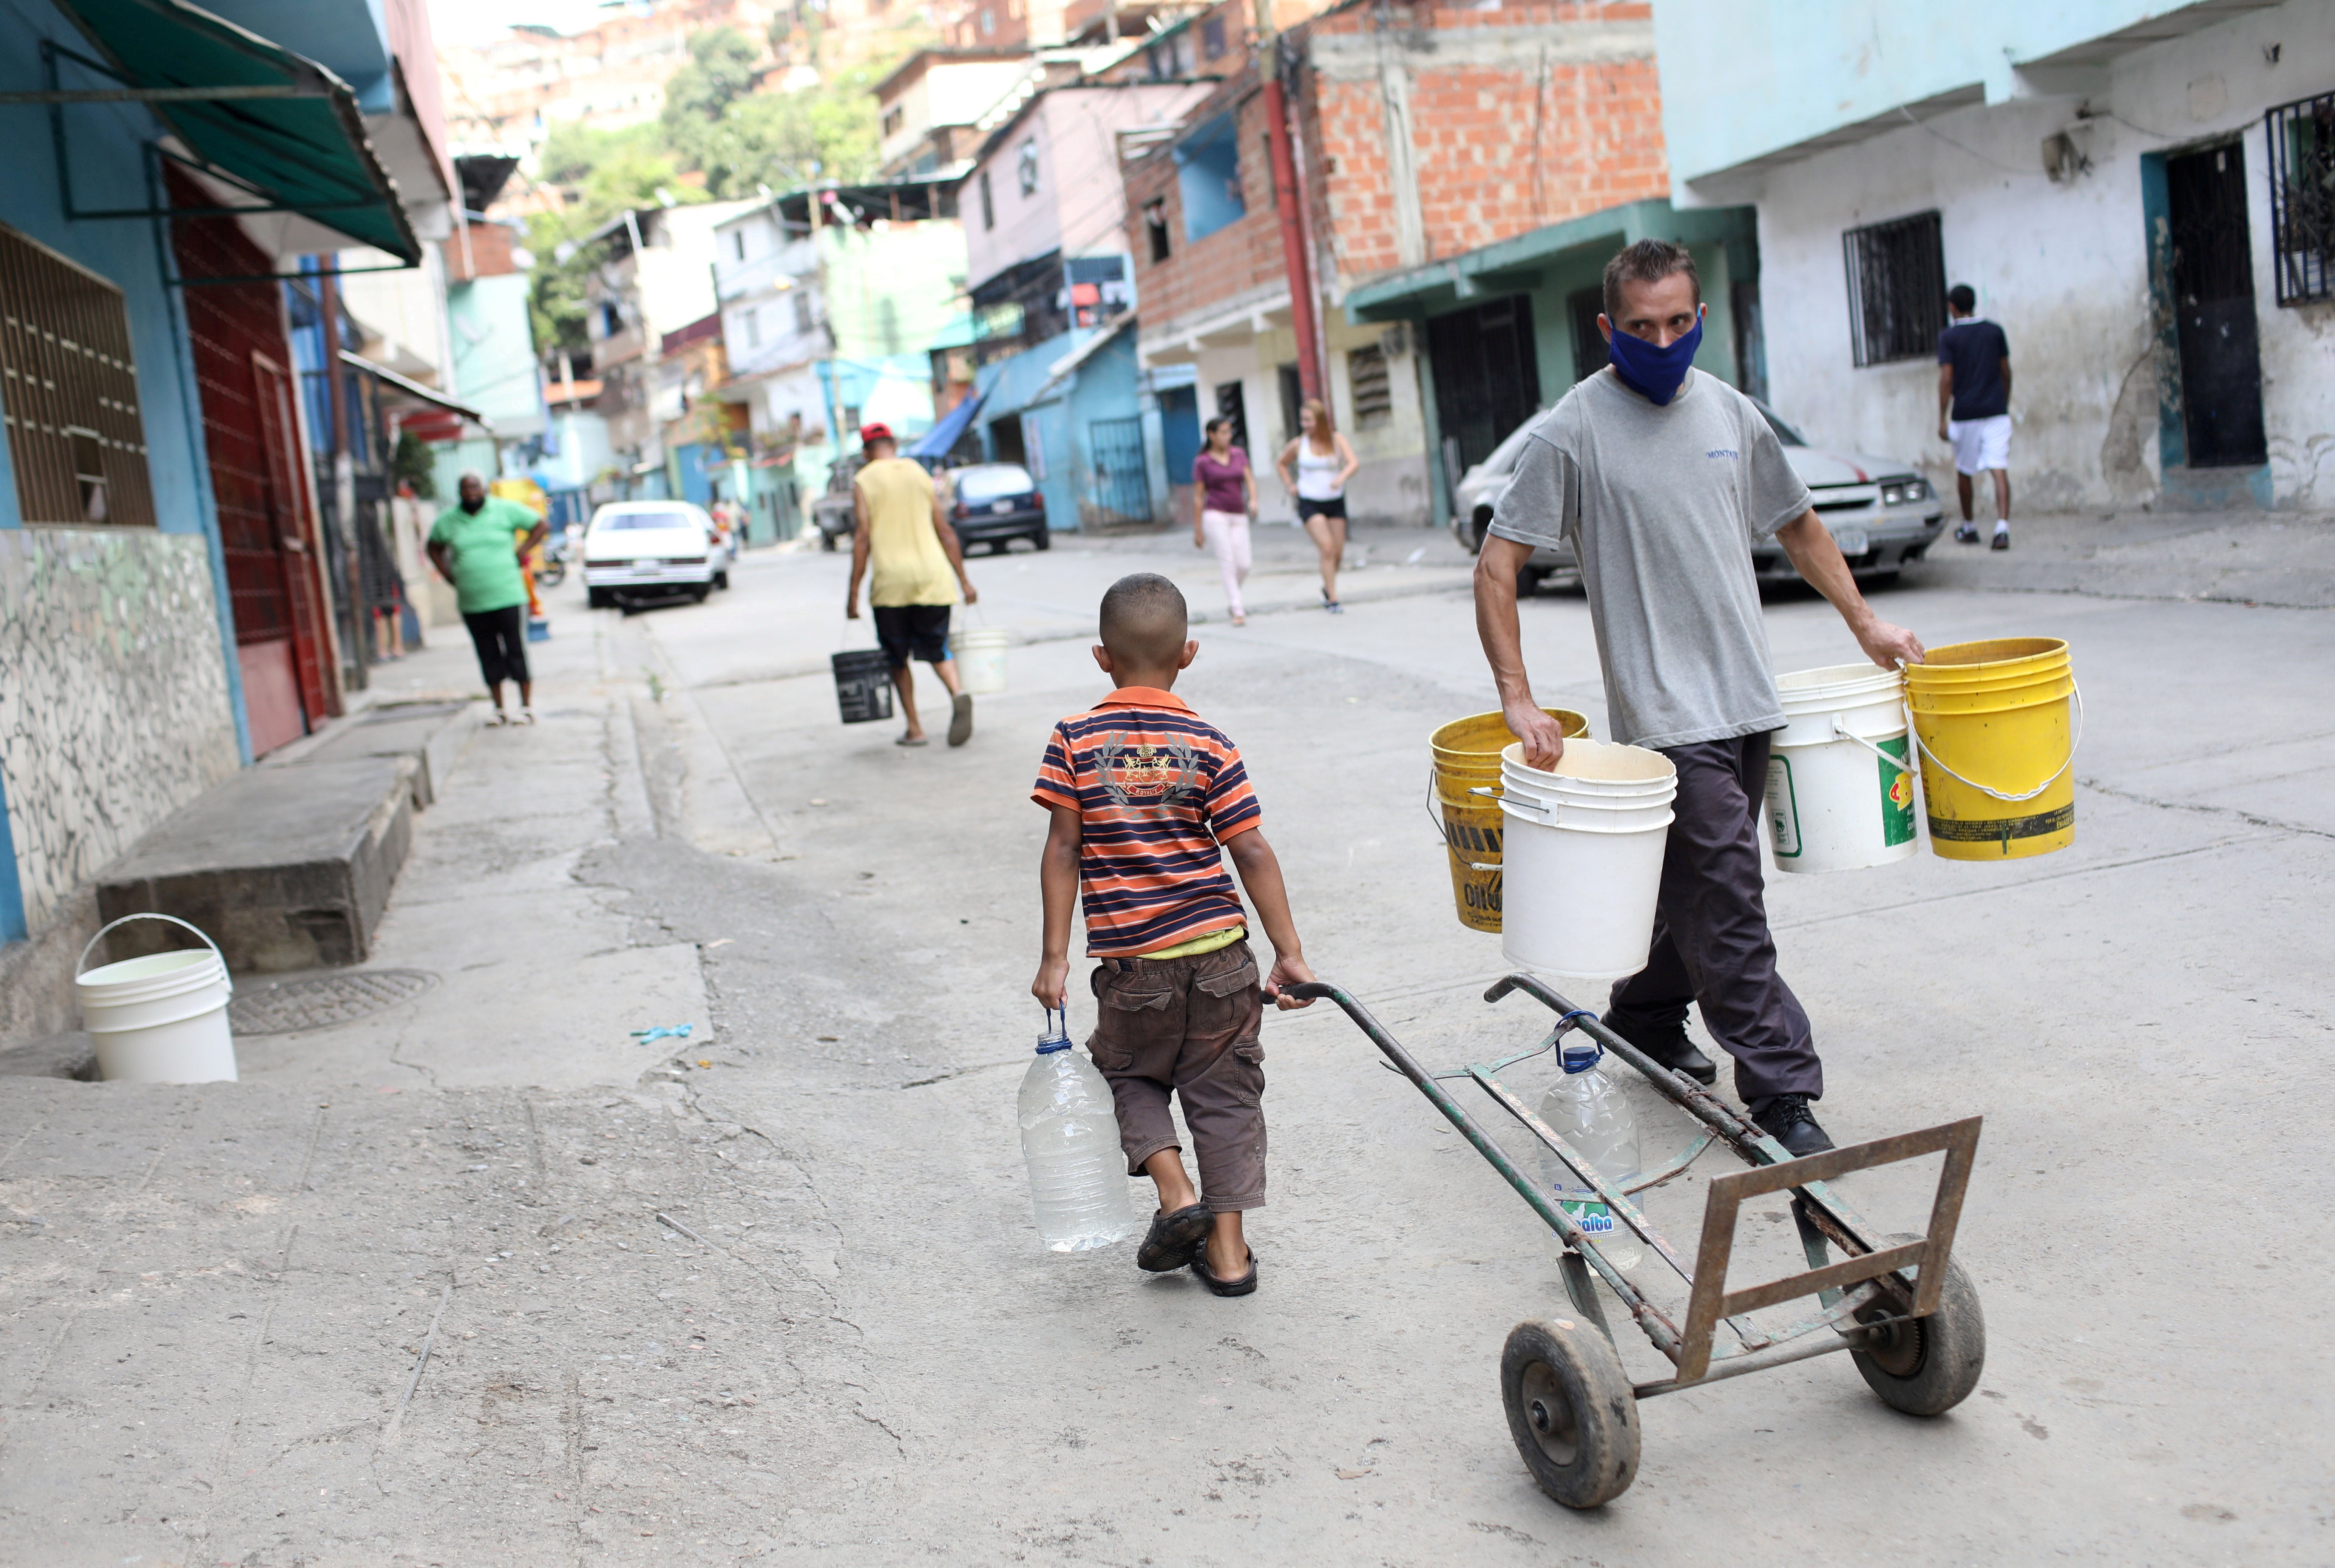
[229,970,438,1034]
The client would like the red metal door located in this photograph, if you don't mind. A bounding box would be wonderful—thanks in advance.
[253,351,333,723]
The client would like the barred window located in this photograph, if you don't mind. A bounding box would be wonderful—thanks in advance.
[1841,210,1946,368]
[2269,90,2335,305]
[1346,344,1393,428]
[0,222,154,526]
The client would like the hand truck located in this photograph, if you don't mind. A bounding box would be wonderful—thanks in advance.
[1285,974,1984,1509]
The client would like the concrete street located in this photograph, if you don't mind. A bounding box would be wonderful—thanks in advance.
[5,514,2333,1565]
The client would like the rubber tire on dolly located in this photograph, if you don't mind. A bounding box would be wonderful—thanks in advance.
[1500,1317,1640,1508]
[1850,1232,1986,1416]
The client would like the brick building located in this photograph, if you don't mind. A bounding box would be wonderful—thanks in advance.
[1124,0,1754,527]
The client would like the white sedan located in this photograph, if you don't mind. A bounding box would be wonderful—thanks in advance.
[581,501,733,608]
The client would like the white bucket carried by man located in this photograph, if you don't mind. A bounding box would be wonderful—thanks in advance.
[1497,739,1677,983]
[947,624,1010,695]
[75,913,237,1083]
[1764,663,1918,875]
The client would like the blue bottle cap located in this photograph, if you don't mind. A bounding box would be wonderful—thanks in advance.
[1036,1006,1072,1054]
[1560,1040,1602,1074]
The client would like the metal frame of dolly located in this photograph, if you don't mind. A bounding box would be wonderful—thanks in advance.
[1283,973,1984,1508]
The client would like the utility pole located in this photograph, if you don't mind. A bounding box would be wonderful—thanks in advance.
[1256,0,1322,404]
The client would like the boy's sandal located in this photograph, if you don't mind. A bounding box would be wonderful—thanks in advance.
[1137,1203,1213,1273]
[894,734,929,747]
[1192,1245,1258,1297]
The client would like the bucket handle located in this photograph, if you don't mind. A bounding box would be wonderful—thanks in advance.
[1901,681,2083,805]
[1425,772,1504,849]
[77,912,229,987]
[1828,718,1915,780]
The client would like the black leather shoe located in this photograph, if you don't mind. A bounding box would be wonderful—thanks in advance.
[1600,1012,1717,1086]
[1754,1094,1836,1158]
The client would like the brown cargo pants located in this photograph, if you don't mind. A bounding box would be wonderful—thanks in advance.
[1086,937,1267,1213]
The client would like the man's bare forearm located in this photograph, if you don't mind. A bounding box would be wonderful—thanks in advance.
[1472,536,1536,708]
[1776,511,1872,630]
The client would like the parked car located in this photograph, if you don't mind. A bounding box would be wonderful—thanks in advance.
[1450,397,1945,590]
[581,501,733,608]
[943,462,1049,554]
[811,457,859,552]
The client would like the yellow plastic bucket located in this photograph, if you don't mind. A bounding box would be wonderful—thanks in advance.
[1428,708,1589,932]
[1903,638,2078,861]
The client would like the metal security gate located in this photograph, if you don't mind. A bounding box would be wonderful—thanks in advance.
[1086,415,1151,528]
[1427,295,1541,476]
[2167,141,2267,468]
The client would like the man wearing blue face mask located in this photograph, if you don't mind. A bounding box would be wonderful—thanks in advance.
[1471,239,1925,1158]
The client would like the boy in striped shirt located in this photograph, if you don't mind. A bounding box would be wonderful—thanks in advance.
[1030,573,1316,1297]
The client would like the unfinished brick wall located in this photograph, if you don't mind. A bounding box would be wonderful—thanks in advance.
[1299,0,1666,291]
[1129,1,1668,333]
[1122,76,1293,330]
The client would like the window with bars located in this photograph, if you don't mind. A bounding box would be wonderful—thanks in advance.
[1346,344,1393,428]
[1841,210,1947,368]
[0,222,155,526]
[2268,90,2335,306]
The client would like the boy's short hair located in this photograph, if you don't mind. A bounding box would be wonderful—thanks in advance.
[1602,239,1700,322]
[1099,572,1188,667]
[1947,283,1977,314]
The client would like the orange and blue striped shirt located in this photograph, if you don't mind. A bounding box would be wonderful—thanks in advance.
[1030,687,1262,957]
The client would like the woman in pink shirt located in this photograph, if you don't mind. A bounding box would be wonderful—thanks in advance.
[1191,417,1259,625]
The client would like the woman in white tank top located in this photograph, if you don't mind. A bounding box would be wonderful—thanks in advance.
[1274,398,1360,612]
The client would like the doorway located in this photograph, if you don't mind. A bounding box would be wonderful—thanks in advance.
[2165,141,2267,468]
[1567,288,1608,386]
[1426,295,1541,475]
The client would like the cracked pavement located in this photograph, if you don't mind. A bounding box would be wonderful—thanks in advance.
[4,520,2332,1564]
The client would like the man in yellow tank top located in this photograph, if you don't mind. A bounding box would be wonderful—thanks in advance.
[845,423,981,746]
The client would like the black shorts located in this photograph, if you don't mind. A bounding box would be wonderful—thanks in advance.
[873,604,952,669]
[1297,495,1347,521]
[462,604,530,687]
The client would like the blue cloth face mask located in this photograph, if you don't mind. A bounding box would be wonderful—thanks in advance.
[1605,305,1704,406]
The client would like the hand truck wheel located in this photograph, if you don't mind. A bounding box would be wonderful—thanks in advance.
[1500,1317,1640,1508]
[1850,1232,1987,1417]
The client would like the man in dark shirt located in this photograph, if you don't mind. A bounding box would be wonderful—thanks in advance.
[1937,284,2012,550]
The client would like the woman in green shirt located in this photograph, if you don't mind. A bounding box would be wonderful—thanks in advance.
[428,472,548,723]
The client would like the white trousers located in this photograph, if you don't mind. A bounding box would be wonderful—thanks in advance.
[1201,509,1251,615]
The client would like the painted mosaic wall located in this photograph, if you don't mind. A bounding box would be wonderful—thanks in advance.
[0,528,239,934]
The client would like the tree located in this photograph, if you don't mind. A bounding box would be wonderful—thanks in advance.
[661,27,761,165]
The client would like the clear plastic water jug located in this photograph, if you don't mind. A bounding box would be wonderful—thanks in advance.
[1019,1009,1137,1252]
[1535,1038,1644,1272]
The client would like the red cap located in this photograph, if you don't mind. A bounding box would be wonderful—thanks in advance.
[858,422,894,446]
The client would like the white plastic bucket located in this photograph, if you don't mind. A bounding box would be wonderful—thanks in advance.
[1498,742,1677,983]
[76,914,237,1084]
[948,626,1010,695]
[1765,664,1918,874]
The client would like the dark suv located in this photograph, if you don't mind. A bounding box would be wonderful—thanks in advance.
[945,463,1049,553]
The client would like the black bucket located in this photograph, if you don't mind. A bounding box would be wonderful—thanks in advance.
[831,649,895,724]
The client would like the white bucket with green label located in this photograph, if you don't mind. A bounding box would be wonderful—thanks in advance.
[1765,664,1918,874]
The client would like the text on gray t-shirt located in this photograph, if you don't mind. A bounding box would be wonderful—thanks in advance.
[1489,367,1811,749]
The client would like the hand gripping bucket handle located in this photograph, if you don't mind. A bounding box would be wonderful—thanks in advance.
[1902,681,2084,805]
[77,912,232,990]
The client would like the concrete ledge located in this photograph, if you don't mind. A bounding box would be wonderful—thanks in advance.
[280,700,480,808]
[95,755,417,973]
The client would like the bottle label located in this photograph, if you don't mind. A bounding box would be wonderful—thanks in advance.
[1556,1197,1617,1237]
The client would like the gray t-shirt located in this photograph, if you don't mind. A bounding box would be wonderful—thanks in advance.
[1489,367,1811,749]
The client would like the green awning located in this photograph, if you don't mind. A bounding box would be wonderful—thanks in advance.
[51,0,420,263]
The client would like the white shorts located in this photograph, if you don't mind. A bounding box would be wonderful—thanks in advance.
[1948,415,2011,476]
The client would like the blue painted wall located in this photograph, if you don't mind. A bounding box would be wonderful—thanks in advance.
[0,0,247,759]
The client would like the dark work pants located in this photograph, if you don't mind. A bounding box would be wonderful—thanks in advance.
[462,605,531,689]
[1607,731,1822,1112]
